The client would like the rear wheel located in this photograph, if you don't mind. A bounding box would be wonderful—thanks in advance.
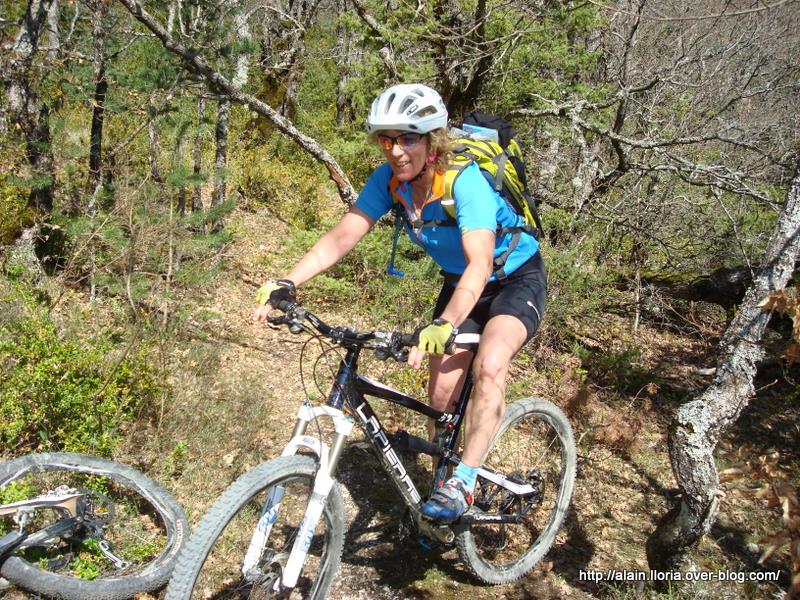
[165,455,345,599]
[0,452,188,600]
[456,398,576,584]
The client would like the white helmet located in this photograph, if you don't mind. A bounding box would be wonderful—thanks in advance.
[366,84,448,134]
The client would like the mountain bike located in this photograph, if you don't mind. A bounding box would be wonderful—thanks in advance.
[166,301,576,599]
[0,452,188,599]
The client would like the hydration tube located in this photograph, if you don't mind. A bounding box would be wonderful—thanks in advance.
[386,214,405,277]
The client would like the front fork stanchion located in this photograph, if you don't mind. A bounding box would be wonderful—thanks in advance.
[326,432,348,478]
[242,402,354,589]
[242,409,315,578]
[290,416,310,440]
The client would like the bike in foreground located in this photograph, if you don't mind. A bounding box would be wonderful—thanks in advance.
[0,452,188,599]
[166,301,576,599]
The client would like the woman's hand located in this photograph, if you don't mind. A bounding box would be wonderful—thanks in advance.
[252,280,296,322]
[408,319,455,369]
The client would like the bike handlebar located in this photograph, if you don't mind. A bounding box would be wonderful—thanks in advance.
[268,301,416,362]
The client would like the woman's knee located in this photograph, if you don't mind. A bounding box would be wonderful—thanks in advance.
[472,353,508,388]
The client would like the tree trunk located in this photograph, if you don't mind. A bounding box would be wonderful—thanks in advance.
[444,0,489,118]
[212,98,230,209]
[334,0,354,126]
[176,119,189,215]
[87,0,110,198]
[147,94,164,185]
[211,1,250,220]
[45,0,59,61]
[192,95,205,212]
[28,104,55,214]
[646,160,800,574]
[4,0,57,214]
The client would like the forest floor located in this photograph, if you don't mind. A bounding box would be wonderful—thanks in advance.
[16,209,797,600]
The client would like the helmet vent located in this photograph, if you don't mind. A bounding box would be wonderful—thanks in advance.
[384,92,397,114]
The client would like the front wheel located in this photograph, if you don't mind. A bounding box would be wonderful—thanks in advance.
[165,455,345,600]
[456,397,576,584]
[0,452,188,600]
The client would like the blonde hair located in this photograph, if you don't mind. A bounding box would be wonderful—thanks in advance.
[427,128,453,174]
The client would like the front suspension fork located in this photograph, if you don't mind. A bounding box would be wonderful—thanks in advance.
[242,403,353,588]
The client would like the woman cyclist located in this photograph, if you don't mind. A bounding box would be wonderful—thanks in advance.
[253,83,546,523]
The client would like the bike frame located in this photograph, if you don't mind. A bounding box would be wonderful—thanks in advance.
[0,491,130,570]
[246,333,538,591]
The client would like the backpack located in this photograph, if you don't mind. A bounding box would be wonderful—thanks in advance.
[386,112,542,279]
[444,112,543,238]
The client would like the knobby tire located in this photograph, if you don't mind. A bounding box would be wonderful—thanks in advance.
[0,452,188,600]
[456,397,576,584]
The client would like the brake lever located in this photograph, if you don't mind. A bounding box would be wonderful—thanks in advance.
[392,348,410,363]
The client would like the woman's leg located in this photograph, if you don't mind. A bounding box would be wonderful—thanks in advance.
[426,349,473,439]
[461,314,528,467]
[420,314,528,522]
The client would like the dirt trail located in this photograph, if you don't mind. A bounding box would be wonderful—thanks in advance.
[137,210,793,600]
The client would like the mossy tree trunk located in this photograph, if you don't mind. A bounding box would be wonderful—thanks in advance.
[4,0,57,214]
[646,160,800,573]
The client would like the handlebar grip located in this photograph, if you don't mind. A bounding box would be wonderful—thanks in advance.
[398,333,417,348]
[276,299,296,312]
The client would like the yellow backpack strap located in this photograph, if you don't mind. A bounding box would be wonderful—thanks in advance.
[443,140,483,219]
[442,164,474,220]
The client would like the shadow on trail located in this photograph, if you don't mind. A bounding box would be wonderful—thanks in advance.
[333,444,455,598]
[534,506,600,597]
[332,442,592,598]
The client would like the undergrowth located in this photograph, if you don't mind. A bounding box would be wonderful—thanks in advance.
[0,280,165,456]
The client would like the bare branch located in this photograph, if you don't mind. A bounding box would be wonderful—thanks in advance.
[590,0,800,22]
[117,0,357,205]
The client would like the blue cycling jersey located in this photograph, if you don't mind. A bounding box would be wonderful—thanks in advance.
[355,161,539,281]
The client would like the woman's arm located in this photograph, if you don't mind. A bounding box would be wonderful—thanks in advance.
[438,229,495,327]
[284,207,375,286]
[254,207,375,321]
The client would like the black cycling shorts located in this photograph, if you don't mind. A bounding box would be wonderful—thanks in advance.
[433,251,547,343]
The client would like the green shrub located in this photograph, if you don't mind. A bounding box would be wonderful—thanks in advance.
[543,244,623,340]
[0,288,164,455]
[573,344,653,394]
[0,174,35,245]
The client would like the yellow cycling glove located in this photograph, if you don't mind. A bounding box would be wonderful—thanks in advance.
[416,318,456,355]
[255,279,296,308]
